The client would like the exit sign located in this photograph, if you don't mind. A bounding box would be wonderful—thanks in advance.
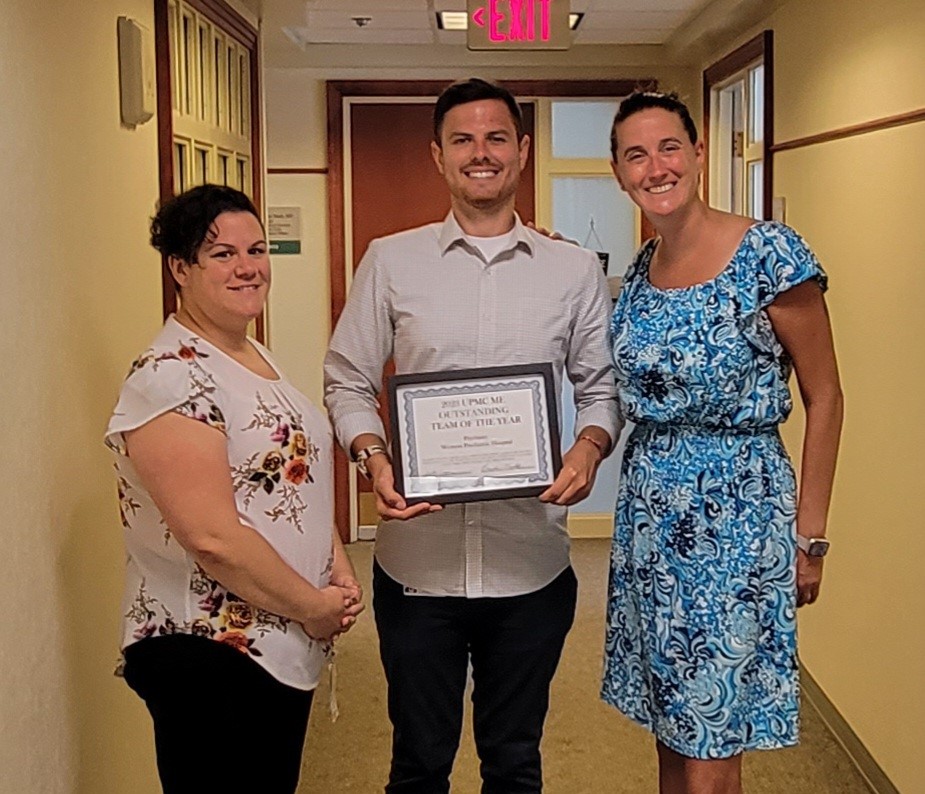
[467,0,571,51]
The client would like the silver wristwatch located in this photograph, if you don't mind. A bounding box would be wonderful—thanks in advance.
[354,444,389,479]
[796,535,830,558]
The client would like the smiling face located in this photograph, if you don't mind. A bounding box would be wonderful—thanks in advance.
[170,210,269,328]
[431,98,529,218]
[611,107,704,219]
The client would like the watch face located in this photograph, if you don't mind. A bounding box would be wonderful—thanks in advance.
[807,538,830,557]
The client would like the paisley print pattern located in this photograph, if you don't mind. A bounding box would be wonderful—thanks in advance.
[601,222,827,759]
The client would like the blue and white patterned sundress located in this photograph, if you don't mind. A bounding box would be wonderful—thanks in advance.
[601,221,827,759]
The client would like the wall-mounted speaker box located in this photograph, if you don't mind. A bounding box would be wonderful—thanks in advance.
[117,16,156,126]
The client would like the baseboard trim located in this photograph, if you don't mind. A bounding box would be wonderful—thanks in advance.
[800,665,899,794]
[567,513,612,539]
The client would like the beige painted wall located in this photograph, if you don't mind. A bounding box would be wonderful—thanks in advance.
[693,0,925,790]
[1,1,164,791]
[266,171,330,408]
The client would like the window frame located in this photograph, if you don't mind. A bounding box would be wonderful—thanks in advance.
[702,31,774,219]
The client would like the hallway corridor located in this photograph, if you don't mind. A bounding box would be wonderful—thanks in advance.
[299,540,872,793]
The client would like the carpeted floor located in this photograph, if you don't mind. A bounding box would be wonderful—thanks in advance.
[299,539,871,793]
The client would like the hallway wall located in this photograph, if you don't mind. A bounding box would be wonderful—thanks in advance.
[1,1,164,791]
[692,0,925,790]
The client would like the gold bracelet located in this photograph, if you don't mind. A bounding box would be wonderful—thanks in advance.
[577,434,606,459]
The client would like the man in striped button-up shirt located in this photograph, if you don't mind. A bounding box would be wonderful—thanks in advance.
[324,78,621,794]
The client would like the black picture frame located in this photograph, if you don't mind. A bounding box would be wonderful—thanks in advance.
[387,363,562,505]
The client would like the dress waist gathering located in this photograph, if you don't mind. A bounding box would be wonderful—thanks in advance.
[631,420,780,438]
[629,420,785,456]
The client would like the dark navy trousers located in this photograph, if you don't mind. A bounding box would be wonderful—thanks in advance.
[373,561,577,794]
[124,634,314,793]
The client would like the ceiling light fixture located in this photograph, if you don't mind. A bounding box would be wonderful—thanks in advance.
[351,16,372,28]
[436,11,468,30]
[436,11,583,31]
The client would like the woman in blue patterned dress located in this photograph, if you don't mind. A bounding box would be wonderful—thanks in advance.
[601,92,843,792]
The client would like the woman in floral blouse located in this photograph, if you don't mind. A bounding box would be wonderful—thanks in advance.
[106,185,364,793]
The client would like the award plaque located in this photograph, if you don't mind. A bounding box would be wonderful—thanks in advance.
[387,363,562,505]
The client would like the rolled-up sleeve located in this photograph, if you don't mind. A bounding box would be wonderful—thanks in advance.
[568,252,623,446]
[323,240,394,453]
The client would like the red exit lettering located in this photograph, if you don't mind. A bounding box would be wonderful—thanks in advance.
[479,0,552,43]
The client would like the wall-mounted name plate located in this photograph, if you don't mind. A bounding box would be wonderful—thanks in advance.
[467,0,571,51]
[268,207,302,256]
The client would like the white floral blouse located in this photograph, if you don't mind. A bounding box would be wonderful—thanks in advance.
[105,316,334,690]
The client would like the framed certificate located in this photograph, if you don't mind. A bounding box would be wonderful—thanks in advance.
[388,363,562,505]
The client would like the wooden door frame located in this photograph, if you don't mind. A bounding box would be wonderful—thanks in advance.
[153,0,265,340]
[327,79,654,541]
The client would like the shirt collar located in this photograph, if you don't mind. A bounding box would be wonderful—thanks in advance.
[437,211,535,258]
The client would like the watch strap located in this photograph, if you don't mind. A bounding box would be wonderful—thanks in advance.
[796,534,830,557]
[354,444,389,479]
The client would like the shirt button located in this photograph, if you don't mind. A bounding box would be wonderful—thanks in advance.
[467,520,474,526]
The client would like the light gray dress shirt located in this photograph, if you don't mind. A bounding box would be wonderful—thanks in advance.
[324,212,622,597]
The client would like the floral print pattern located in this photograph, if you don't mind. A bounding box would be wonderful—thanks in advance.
[123,566,295,659]
[601,223,827,759]
[116,475,140,529]
[231,399,321,533]
[107,317,335,690]
[126,342,209,376]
